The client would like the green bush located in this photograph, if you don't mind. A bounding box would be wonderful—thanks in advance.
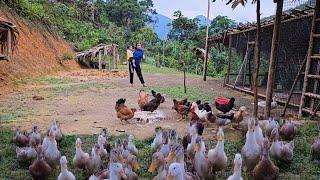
[62,52,73,61]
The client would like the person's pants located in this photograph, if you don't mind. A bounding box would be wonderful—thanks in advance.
[129,63,145,84]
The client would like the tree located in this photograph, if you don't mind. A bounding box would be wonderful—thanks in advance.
[167,11,199,42]
[210,15,237,34]
[226,0,261,118]
[105,0,155,31]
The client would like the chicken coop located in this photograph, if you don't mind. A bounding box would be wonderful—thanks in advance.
[75,43,120,70]
[208,0,320,117]
[0,18,18,61]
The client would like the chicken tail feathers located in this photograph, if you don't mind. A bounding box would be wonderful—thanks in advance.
[116,98,126,105]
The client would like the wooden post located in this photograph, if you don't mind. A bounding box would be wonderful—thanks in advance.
[226,35,233,85]
[253,0,261,118]
[264,0,283,118]
[7,30,12,61]
[98,50,102,71]
[113,45,116,70]
[203,0,210,81]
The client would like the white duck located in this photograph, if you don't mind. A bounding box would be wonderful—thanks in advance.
[16,140,37,163]
[98,135,109,161]
[160,131,170,158]
[44,130,61,168]
[264,117,280,138]
[242,118,261,172]
[127,134,138,155]
[50,121,62,142]
[258,96,278,109]
[42,130,50,151]
[29,125,41,146]
[73,138,90,170]
[85,145,102,175]
[193,137,213,179]
[254,120,264,147]
[227,153,243,180]
[58,156,76,180]
[151,127,163,151]
[208,127,227,173]
[109,163,127,180]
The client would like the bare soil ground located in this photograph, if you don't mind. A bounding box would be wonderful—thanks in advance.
[0,68,256,139]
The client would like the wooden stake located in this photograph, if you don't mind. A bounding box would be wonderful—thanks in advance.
[203,0,210,81]
[7,30,12,61]
[98,51,102,71]
[253,0,261,118]
[226,35,233,85]
[264,0,283,118]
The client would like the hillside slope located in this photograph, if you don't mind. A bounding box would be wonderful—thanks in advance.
[0,6,79,93]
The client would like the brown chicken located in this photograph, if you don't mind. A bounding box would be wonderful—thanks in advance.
[137,89,149,110]
[115,98,136,124]
[172,99,190,121]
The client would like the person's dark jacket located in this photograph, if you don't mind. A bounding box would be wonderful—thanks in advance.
[133,49,144,66]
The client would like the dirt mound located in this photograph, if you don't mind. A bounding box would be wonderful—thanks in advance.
[0,6,80,94]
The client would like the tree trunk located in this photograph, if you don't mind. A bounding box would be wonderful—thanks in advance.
[253,0,261,118]
[264,0,283,118]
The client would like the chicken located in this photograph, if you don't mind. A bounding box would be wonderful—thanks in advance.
[115,98,136,124]
[137,89,149,110]
[151,90,165,103]
[172,99,190,121]
[196,100,212,112]
[141,91,164,112]
[215,97,235,114]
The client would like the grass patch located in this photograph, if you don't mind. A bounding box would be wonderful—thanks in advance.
[13,76,73,87]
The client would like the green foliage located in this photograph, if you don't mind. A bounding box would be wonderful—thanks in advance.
[63,52,73,61]
[167,11,199,42]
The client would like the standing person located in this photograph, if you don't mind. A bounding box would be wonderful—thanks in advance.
[127,45,134,86]
[132,42,146,87]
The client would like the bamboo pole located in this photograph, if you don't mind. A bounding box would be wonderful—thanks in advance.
[253,0,261,118]
[203,0,210,81]
[226,35,233,85]
[7,30,12,61]
[264,0,283,118]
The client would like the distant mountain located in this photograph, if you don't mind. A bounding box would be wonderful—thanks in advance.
[195,15,211,27]
[148,14,172,40]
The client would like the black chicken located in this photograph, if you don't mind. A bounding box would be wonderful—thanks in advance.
[215,97,235,114]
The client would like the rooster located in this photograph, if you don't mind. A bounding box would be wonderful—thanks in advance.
[137,90,149,110]
[115,98,136,124]
[151,90,165,104]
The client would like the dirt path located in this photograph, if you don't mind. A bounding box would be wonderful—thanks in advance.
[0,69,255,139]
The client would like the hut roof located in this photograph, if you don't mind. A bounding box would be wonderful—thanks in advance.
[75,43,118,60]
[208,5,315,46]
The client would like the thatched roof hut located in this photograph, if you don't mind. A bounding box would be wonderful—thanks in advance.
[75,43,119,70]
[0,18,18,61]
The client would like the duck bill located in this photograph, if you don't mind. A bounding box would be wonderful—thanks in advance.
[148,161,157,173]
[119,169,127,179]
[63,163,68,169]
[165,152,176,163]
[166,172,174,180]
[133,161,140,171]
[234,163,240,171]
[217,135,224,141]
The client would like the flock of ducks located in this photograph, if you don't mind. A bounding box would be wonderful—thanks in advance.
[10,92,320,180]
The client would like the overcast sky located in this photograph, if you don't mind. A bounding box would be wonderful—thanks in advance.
[153,0,277,23]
